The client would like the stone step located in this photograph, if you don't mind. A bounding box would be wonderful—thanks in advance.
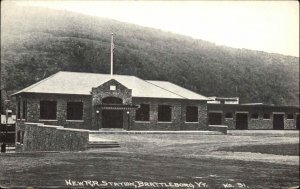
[89,130,224,135]
[89,141,119,144]
[87,141,120,149]
[87,144,120,148]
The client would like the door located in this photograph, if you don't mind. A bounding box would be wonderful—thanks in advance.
[273,114,284,130]
[208,112,222,125]
[102,110,123,128]
[236,113,248,130]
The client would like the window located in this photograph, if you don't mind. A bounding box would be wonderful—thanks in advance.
[208,112,222,125]
[102,97,122,104]
[7,111,12,117]
[263,114,270,119]
[251,113,259,119]
[287,114,294,119]
[22,100,27,120]
[225,112,233,119]
[110,85,116,90]
[40,101,57,120]
[186,106,198,122]
[158,105,172,122]
[135,104,150,121]
[67,102,83,120]
[17,100,21,119]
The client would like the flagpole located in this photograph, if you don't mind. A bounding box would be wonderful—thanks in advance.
[110,33,114,77]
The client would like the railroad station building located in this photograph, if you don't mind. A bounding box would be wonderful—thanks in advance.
[12,71,209,135]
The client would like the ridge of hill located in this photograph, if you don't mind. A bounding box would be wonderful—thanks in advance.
[1,5,299,112]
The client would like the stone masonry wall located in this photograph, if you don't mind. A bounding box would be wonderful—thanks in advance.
[15,92,209,131]
[91,79,132,106]
[208,104,299,130]
[91,79,133,130]
[248,117,273,129]
[16,122,89,152]
[15,93,93,130]
[131,98,207,131]
[224,118,235,130]
[284,119,296,130]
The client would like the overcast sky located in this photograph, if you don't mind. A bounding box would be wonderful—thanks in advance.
[12,1,300,57]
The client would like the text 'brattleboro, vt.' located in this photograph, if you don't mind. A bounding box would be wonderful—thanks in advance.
[65,179,249,188]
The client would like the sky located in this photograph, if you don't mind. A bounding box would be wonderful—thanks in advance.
[10,1,300,57]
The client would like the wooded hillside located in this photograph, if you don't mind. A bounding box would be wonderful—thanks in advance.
[1,5,299,112]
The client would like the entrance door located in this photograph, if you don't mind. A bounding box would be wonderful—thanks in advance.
[236,113,248,130]
[273,114,284,130]
[296,115,300,130]
[208,112,222,125]
[102,110,123,128]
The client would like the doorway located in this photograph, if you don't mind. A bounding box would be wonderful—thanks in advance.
[102,110,123,128]
[236,113,248,130]
[273,114,284,130]
[208,112,222,125]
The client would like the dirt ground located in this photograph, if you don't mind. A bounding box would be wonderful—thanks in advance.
[0,131,299,189]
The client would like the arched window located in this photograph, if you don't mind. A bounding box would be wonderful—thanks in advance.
[102,97,122,104]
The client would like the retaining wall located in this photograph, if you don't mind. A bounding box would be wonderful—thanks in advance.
[16,123,89,152]
[209,125,228,134]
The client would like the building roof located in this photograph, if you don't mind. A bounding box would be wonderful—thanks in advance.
[208,103,300,110]
[147,80,208,100]
[208,96,239,101]
[13,71,209,100]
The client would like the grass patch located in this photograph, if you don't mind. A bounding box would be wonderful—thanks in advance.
[0,152,299,188]
[1,134,299,188]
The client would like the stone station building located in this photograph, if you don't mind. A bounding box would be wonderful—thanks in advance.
[12,71,209,142]
[12,71,299,151]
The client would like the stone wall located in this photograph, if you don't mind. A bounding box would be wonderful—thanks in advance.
[208,104,299,130]
[16,123,89,152]
[91,79,133,130]
[14,88,209,131]
[209,125,228,134]
[15,93,93,130]
[224,118,235,130]
[91,79,132,105]
[284,119,296,130]
[131,98,208,130]
[248,119,273,129]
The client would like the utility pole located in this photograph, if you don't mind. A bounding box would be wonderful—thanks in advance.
[110,33,114,77]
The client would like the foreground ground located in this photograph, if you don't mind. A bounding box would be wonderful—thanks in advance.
[0,130,299,188]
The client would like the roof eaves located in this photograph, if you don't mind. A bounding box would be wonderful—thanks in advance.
[11,71,62,96]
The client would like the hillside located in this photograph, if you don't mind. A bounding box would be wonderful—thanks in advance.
[1,5,299,112]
